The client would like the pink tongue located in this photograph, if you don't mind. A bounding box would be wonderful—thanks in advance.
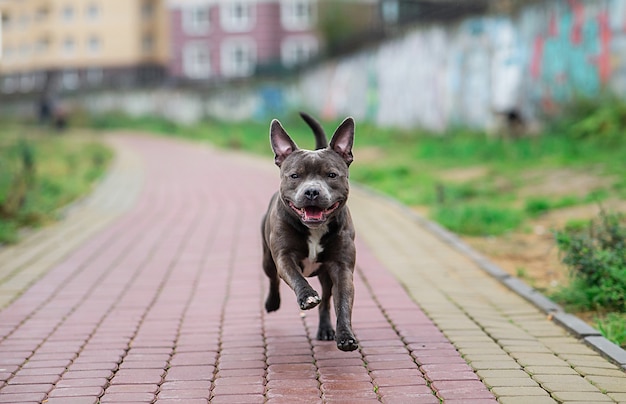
[304,207,324,220]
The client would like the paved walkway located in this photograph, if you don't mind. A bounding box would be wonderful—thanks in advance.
[0,133,625,404]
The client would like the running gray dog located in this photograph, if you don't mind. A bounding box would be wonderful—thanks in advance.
[261,113,357,351]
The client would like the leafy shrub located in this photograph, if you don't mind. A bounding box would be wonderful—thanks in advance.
[571,102,626,142]
[554,96,626,144]
[554,210,626,312]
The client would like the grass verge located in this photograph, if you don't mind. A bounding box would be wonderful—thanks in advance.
[0,123,112,244]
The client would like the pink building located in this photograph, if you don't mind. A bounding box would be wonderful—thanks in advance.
[167,0,320,81]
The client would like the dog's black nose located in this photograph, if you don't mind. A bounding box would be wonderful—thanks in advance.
[304,188,319,200]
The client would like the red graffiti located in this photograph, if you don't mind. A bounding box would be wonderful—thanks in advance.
[569,0,584,44]
[530,36,544,79]
[597,11,611,83]
[549,12,558,37]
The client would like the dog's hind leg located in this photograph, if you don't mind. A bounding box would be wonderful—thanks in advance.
[316,271,335,341]
[263,238,281,313]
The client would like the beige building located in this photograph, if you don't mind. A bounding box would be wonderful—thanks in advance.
[0,0,169,94]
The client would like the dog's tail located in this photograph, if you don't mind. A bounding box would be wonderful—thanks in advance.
[299,112,328,150]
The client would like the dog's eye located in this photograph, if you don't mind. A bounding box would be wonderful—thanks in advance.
[328,172,337,178]
[290,173,299,179]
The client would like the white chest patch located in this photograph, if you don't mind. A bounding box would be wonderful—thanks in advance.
[300,225,328,277]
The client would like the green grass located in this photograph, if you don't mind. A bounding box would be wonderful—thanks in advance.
[0,123,112,244]
[432,204,524,236]
[596,313,626,348]
[524,197,553,217]
[89,112,274,156]
[524,194,603,218]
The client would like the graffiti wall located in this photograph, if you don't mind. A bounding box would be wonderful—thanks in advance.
[288,0,626,130]
[73,0,626,131]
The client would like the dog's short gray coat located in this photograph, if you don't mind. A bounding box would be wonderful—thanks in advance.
[261,113,358,351]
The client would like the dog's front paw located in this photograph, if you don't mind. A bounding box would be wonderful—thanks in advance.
[336,332,358,352]
[298,291,321,310]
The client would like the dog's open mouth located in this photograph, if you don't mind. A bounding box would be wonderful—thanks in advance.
[289,201,341,224]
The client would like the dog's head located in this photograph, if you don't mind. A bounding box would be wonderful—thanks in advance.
[270,116,354,229]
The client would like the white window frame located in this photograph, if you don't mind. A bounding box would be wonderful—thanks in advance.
[35,37,50,54]
[281,36,318,67]
[35,7,50,22]
[2,46,13,63]
[88,35,101,55]
[142,33,154,53]
[220,38,256,78]
[62,70,79,90]
[86,3,100,21]
[62,37,75,57]
[33,72,46,90]
[142,0,154,19]
[86,68,103,85]
[2,13,11,32]
[19,13,30,29]
[220,1,255,33]
[20,43,31,61]
[183,41,211,79]
[280,0,315,31]
[2,76,17,94]
[20,74,35,92]
[61,5,74,22]
[183,5,210,35]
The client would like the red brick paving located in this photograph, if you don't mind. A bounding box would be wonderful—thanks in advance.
[0,135,494,403]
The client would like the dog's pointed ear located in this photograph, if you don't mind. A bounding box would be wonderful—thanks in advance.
[329,117,354,166]
[270,119,298,167]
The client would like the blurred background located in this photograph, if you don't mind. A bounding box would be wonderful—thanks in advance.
[0,0,624,129]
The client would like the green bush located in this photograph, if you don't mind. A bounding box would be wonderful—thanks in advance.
[569,100,626,143]
[554,210,626,312]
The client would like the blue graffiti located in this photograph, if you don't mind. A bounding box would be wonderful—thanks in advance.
[256,85,285,120]
[539,3,602,102]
